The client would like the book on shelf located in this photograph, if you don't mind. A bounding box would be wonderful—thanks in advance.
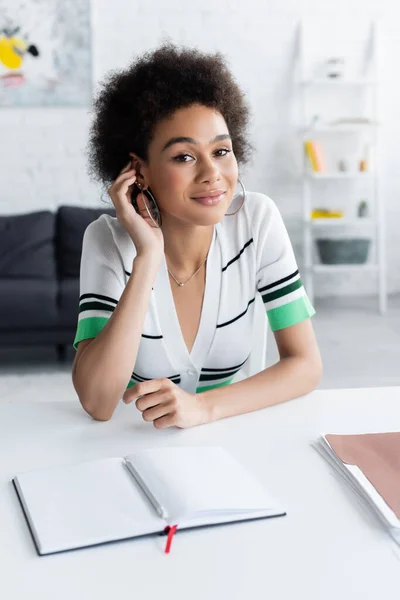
[304,140,327,172]
[311,209,344,219]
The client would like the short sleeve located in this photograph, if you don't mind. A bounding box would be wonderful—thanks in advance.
[256,198,315,331]
[73,216,126,350]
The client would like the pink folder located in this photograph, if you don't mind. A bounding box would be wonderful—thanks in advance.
[326,432,400,519]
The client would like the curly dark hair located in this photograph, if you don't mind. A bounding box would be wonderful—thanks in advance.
[88,41,254,190]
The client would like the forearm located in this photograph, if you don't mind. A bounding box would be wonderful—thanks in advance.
[200,354,322,423]
[73,254,160,420]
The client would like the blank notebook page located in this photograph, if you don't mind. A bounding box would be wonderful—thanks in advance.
[125,446,278,520]
[14,457,163,554]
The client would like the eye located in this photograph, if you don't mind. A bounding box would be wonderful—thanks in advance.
[173,153,193,163]
[214,148,231,157]
[172,148,232,162]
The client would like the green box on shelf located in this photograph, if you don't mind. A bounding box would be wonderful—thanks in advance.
[316,238,371,264]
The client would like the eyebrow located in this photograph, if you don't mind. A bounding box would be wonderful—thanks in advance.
[161,134,231,152]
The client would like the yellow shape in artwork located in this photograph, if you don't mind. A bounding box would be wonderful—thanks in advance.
[0,36,28,69]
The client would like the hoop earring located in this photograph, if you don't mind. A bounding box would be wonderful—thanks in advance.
[135,183,162,228]
[225,178,246,216]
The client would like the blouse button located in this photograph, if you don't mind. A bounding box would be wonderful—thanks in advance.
[187,369,196,376]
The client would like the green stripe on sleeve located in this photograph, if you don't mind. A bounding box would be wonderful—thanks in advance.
[267,295,315,331]
[262,278,302,304]
[73,316,109,350]
[196,376,234,393]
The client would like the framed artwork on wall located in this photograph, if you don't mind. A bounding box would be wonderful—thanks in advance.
[0,0,91,106]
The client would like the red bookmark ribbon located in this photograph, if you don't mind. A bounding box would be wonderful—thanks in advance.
[164,525,178,554]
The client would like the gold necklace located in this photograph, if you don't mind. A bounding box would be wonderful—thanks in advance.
[167,256,208,287]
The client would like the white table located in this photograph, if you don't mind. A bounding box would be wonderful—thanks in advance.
[1,387,400,600]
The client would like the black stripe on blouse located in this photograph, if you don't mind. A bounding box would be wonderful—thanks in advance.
[131,371,180,384]
[79,293,118,305]
[216,297,255,329]
[221,238,254,273]
[199,368,241,382]
[201,357,249,373]
[258,269,299,294]
[141,334,163,339]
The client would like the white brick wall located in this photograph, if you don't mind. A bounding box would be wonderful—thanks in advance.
[1,0,400,297]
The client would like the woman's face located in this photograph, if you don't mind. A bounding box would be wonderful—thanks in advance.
[133,104,239,227]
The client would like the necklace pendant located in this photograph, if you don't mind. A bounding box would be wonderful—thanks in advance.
[179,282,184,287]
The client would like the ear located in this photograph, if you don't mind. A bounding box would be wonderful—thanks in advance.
[128,152,140,170]
[129,152,148,187]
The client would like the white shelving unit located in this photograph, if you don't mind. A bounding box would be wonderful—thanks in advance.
[306,172,373,180]
[302,78,376,87]
[298,20,386,313]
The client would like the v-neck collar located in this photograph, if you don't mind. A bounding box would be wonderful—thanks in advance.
[154,224,221,371]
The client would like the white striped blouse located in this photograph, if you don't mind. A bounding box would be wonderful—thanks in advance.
[74,191,315,394]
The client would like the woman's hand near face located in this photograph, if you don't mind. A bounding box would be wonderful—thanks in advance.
[108,161,164,260]
[122,379,210,429]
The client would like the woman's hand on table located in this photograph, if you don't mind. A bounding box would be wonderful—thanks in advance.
[122,379,210,429]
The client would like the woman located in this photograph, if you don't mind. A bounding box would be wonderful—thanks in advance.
[72,42,322,427]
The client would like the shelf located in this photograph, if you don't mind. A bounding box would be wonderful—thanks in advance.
[306,218,375,227]
[302,78,376,87]
[303,124,377,135]
[311,264,378,273]
[306,172,372,180]
[298,19,385,312]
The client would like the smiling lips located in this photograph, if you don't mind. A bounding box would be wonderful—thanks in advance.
[191,191,226,206]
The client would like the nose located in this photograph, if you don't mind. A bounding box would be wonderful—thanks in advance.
[196,154,220,184]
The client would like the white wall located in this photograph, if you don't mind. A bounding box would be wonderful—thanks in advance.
[1,0,400,297]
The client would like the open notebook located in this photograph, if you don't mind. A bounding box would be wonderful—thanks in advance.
[314,432,400,546]
[13,446,286,555]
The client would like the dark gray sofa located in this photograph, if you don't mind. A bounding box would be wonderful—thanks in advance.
[0,205,114,358]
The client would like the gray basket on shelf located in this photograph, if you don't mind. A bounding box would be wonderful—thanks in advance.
[316,238,371,264]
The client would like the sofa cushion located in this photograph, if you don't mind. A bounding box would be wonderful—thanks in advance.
[0,211,56,280]
[56,205,115,278]
[58,278,80,328]
[0,279,58,330]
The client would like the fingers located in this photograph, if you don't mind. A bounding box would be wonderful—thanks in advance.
[115,162,137,186]
[136,189,150,214]
[108,168,137,214]
[118,174,137,195]
[153,414,175,429]
[123,379,177,429]
[108,177,135,205]
[135,188,160,229]
[118,170,136,183]
[135,391,164,411]
[109,160,160,231]
[142,402,170,422]
[135,207,150,217]
[121,158,140,176]
[112,170,137,191]
[109,161,137,195]
[122,379,169,405]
